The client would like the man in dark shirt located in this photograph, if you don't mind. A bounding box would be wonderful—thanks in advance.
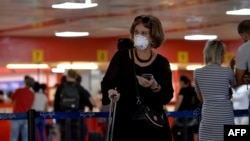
[172,75,200,141]
[54,69,94,141]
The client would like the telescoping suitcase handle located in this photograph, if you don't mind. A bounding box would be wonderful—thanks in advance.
[106,96,117,141]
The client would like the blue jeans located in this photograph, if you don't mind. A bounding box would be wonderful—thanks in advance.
[36,119,46,141]
[11,120,28,141]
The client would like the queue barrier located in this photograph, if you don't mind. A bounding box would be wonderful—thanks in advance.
[0,109,249,141]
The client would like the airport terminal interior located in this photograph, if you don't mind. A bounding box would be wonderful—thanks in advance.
[0,0,249,141]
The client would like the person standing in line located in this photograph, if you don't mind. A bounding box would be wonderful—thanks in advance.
[53,69,94,141]
[101,14,174,141]
[11,75,35,141]
[32,82,49,141]
[75,73,96,140]
[234,19,250,85]
[193,39,236,141]
[172,75,200,141]
[229,19,250,125]
[75,73,95,112]
[0,90,4,103]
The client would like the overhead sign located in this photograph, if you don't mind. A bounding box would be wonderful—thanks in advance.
[178,51,188,63]
[97,50,108,62]
[32,49,44,63]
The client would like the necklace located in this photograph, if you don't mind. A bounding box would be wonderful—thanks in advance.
[135,49,153,63]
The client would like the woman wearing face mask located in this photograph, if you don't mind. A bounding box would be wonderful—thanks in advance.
[101,14,174,141]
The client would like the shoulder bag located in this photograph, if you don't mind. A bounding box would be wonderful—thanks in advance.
[130,49,167,129]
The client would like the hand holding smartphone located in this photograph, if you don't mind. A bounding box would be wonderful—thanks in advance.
[142,73,153,80]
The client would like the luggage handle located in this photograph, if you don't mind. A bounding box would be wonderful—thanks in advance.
[106,95,117,141]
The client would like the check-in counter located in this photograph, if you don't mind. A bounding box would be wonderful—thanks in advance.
[0,103,13,141]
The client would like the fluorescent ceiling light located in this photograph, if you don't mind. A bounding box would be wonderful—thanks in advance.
[55,31,89,37]
[226,8,250,15]
[52,0,98,9]
[184,34,217,40]
[186,65,203,70]
[170,64,178,70]
[57,63,98,70]
[6,64,49,69]
[51,68,65,73]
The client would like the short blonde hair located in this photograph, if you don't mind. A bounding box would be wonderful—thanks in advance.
[203,39,225,65]
[129,14,165,48]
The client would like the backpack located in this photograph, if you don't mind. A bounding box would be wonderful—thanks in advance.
[60,82,80,111]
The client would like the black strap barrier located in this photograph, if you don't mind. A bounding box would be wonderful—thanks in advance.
[0,109,249,141]
[27,109,36,141]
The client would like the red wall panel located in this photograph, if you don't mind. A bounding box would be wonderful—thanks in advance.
[158,39,243,63]
[0,36,244,64]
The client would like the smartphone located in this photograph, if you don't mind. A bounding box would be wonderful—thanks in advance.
[142,73,152,80]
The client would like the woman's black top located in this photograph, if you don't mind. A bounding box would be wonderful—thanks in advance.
[101,49,174,141]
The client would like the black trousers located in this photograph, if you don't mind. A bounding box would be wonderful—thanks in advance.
[59,118,84,141]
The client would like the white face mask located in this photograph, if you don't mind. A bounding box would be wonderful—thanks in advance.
[134,35,149,50]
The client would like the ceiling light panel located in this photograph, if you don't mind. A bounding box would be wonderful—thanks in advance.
[184,34,217,40]
[226,8,250,15]
[6,64,49,69]
[52,0,98,9]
